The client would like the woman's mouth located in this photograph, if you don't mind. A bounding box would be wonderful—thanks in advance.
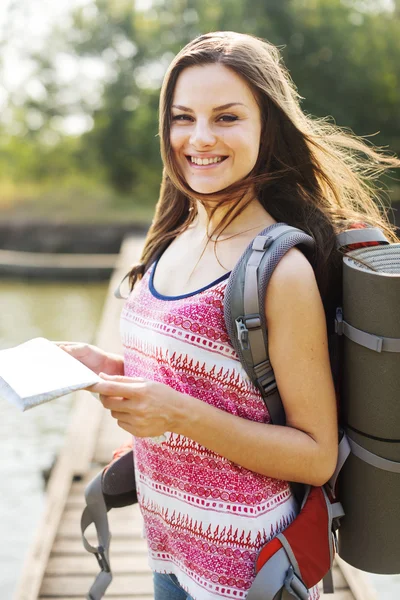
[186,155,229,169]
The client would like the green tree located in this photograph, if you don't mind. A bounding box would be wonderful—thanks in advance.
[1,0,399,209]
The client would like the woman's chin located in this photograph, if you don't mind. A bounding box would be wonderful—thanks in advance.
[188,180,229,195]
[191,187,223,195]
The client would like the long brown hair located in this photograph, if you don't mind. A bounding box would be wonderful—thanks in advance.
[128,31,399,299]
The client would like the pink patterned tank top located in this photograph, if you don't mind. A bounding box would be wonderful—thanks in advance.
[120,260,318,600]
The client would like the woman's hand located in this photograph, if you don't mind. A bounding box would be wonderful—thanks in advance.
[87,374,185,438]
[55,342,124,376]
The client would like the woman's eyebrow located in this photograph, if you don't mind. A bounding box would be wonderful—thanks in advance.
[171,102,247,112]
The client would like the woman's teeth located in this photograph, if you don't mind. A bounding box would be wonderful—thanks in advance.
[190,156,225,165]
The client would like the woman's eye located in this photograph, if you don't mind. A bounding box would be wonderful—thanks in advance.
[218,115,238,122]
[171,114,192,121]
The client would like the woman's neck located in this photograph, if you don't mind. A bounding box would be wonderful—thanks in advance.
[191,192,271,238]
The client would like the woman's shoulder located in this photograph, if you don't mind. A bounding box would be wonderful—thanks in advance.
[265,247,321,316]
[270,246,316,287]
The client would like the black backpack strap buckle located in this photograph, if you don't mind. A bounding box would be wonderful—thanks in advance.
[94,546,110,573]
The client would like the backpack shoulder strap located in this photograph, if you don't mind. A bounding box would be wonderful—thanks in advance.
[81,449,138,600]
[81,472,112,600]
[224,223,315,425]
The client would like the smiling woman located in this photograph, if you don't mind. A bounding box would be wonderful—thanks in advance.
[58,30,400,600]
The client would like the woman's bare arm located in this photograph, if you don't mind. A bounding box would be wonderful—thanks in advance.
[170,248,338,485]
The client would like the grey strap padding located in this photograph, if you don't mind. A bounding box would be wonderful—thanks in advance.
[244,223,303,313]
[283,565,309,600]
[246,548,309,600]
[243,225,306,364]
[331,502,345,520]
[86,571,113,600]
[323,486,335,566]
[322,570,334,594]
[240,224,314,425]
[114,271,130,300]
[336,228,388,250]
[81,471,112,600]
[348,437,400,473]
[327,433,351,494]
[224,223,315,426]
[261,387,286,428]
[335,312,400,353]
[276,533,302,580]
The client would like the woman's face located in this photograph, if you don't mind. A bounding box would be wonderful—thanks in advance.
[170,63,262,195]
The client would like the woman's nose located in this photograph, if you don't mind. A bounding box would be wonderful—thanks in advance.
[189,119,216,147]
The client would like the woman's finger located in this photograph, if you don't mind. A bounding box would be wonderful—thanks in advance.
[55,342,88,355]
[110,409,130,420]
[99,394,130,411]
[99,373,147,383]
[89,379,145,397]
[115,419,133,434]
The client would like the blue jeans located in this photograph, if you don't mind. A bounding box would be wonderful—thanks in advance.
[153,572,195,600]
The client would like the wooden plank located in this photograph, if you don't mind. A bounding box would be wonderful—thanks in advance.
[58,520,142,538]
[14,236,145,600]
[12,412,88,600]
[52,539,147,554]
[65,492,135,509]
[68,468,108,491]
[68,473,109,494]
[47,555,150,574]
[315,563,348,591]
[94,424,130,465]
[63,504,141,518]
[58,505,143,541]
[330,564,348,590]
[40,574,153,596]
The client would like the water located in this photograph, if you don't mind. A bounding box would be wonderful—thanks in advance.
[0,279,107,598]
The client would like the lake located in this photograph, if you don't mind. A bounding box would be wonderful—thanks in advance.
[0,279,107,598]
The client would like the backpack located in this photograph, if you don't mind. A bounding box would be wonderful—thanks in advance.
[81,222,399,600]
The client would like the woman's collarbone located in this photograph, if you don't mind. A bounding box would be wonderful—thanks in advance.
[153,225,272,296]
[153,254,229,296]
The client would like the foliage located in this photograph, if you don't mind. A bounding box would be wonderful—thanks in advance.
[1,0,399,222]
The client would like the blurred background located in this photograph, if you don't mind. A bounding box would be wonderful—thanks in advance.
[1,0,399,597]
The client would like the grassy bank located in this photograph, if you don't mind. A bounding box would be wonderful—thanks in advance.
[0,178,155,226]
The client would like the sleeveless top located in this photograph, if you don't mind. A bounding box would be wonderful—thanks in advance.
[120,259,319,600]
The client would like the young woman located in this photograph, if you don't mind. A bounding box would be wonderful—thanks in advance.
[60,32,399,600]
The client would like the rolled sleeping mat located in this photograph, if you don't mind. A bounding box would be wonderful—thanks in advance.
[337,243,400,573]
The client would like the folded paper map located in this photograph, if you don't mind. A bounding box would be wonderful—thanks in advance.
[0,337,101,411]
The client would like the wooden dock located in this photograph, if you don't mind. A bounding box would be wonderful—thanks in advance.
[0,248,118,279]
[13,236,379,600]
